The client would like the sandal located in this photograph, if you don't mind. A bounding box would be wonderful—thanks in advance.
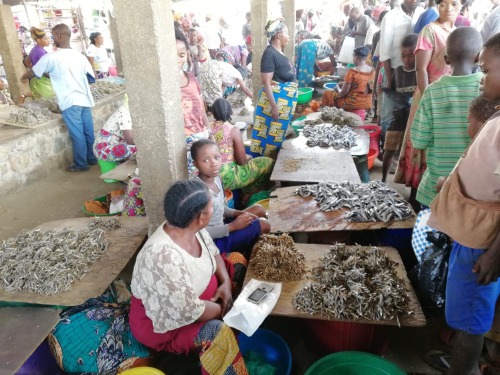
[424,350,452,372]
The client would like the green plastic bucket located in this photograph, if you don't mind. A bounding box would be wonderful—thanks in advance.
[98,159,119,183]
[305,351,406,375]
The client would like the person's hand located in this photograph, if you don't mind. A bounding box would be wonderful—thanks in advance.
[473,249,500,285]
[271,104,279,121]
[435,176,447,193]
[210,281,233,317]
[349,31,356,37]
[228,213,253,231]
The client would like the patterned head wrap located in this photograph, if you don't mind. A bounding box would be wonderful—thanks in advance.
[265,18,286,38]
[354,46,370,57]
[212,98,233,122]
[30,27,46,42]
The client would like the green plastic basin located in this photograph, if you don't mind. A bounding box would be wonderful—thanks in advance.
[305,351,406,375]
[297,87,314,105]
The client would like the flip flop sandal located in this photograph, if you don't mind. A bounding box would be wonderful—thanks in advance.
[424,350,452,372]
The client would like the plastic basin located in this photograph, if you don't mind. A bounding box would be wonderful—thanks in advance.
[238,328,292,375]
[297,87,314,105]
[305,351,406,375]
[121,367,166,375]
[358,125,382,153]
[367,148,379,170]
[98,159,119,183]
[291,115,306,135]
[253,198,270,211]
[82,195,120,217]
[323,82,339,90]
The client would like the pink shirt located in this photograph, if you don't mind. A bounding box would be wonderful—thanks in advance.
[416,21,454,84]
[180,72,207,135]
[209,120,234,163]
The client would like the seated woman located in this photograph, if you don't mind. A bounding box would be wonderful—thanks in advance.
[129,179,248,374]
[215,43,251,77]
[191,139,270,255]
[321,46,375,112]
[93,95,136,162]
[210,98,274,201]
[199,59,253,109]
[295,31,336,88]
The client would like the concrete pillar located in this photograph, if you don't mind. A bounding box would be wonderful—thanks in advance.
[282,0,296,62]
[0,5,29,104]
[114,0,187,232]
[108,9,123,74]
[251,0,269,101]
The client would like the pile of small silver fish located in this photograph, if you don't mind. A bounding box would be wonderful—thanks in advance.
[250,233,307,282]
[294,181,413,222]
[302,124,358,148]
[88,216,122,231]
[91,81,125,102]
[305,107,362,127]
[0,218,120,295]
[293,244,413,321]
[8,107,53,126]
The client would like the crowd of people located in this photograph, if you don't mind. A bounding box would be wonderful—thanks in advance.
[4,1,499,374]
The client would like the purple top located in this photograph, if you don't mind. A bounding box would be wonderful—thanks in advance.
[29,45,47,67]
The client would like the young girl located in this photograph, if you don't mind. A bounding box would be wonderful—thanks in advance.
[210,98,274,203]
[191,139,270,255]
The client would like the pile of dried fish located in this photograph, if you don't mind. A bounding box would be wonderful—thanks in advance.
[302,124,358,148]
[0,218,120,295]
[293,244,412,321]
[8,107,53,126]
[250,233,307,282]
[88,217,122,231]
[305,107,361,127]
[294,181,413,222]
[91,81,125,102]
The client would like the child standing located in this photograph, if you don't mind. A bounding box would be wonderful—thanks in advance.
[191,139,271,256]
[428,33,500,375]
[411,27,483,209]
[382,33,418,183]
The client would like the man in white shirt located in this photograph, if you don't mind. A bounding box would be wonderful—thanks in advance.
[379,0,423,147]
[200,15,222,58]
[481,1,500,43]
[23,23,96,172]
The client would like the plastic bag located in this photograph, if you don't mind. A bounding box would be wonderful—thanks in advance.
[338,36,355,64]
[418,232,452,315]
[223,279,281,337]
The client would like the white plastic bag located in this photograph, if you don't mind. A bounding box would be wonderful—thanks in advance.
[338,36,355,64]
[223,279,281,337]
[412,208,437,262]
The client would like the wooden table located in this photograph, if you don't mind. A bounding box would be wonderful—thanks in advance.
[244,243,426,327]
[0,307,61,374]
[270,148,361,184]
[0,216,148,306]
[268,186,416,232]
[281,128,370,156]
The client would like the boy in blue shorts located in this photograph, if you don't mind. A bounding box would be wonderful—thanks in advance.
[428,32,500,375]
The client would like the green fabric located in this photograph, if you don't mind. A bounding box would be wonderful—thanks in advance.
[244,351,277,375]
[410,73,481,207]
[247,190,270,207]
[29,75,55,100]
[220,157,274,192]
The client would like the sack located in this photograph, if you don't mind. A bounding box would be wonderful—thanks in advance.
[411,208,437,262]
[418,231,452,315]
[338,36,355,64]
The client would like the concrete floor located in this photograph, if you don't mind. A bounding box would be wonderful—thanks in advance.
[0,159,450,374]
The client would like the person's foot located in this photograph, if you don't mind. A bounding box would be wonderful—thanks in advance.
[88,160,98,166]
[67,165,89,172]
[389,160,397,174]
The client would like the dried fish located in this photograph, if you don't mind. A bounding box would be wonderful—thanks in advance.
[250,234,307,282]
[294,181,413,223]
[91,81,125,102]
[302,124,358,149]
[293,244,413,321]
[8,107,54,126]
[305,106,362,127]
[0,218,121,295]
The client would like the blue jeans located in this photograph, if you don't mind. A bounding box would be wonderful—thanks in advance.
[62,106,96,168]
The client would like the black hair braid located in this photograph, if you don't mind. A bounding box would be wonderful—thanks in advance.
[164,180,209,228]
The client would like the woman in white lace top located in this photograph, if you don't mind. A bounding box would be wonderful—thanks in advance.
[129,179,248,374]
